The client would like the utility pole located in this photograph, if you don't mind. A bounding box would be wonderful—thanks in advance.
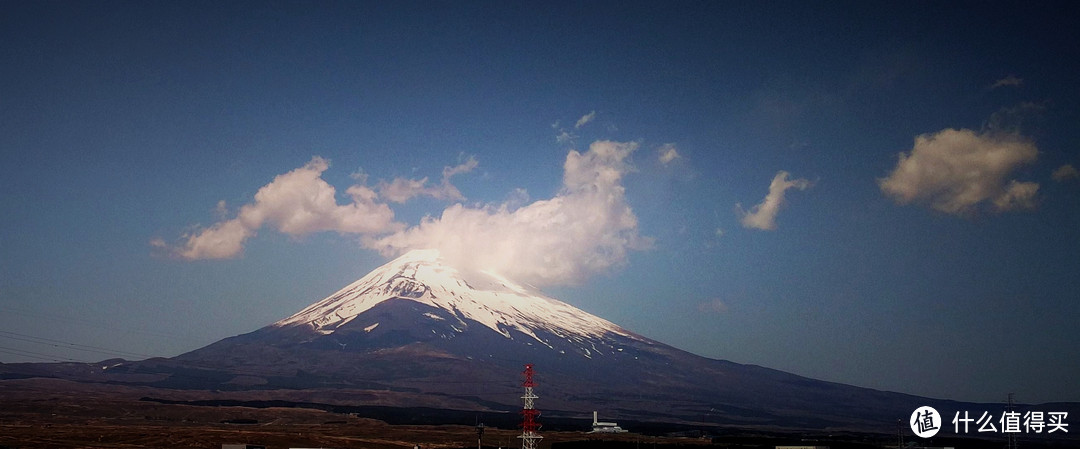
[897,418,904,449]
[476,422,485,449]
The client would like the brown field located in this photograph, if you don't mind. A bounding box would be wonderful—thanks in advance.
[0,378,707,449]
[9,378,1064,449]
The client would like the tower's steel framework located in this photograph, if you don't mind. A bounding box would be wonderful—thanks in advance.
[519,364,542,449]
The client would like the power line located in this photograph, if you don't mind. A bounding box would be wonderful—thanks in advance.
[0,305,204,344]
[0,345,89,363]
[0,330,156,360]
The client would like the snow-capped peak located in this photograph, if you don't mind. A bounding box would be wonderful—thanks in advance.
[273,249,636,345]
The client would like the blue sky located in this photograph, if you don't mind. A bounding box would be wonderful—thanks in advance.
[2,1,1078,404]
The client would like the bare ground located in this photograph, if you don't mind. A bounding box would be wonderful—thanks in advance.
[0,378,704,449]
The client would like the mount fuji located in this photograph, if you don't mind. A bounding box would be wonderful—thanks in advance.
[3,249,1002,431]
[157,249,969,429]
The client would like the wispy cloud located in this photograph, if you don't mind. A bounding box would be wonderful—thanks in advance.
[575,110,596,129]
[1052,164,1079,182]
[736,171,812,231]
[657,143,680,164]
[556,130,577,145]
[879,129,1039,215]
[990,75,1023,89]
[213,200,229,219]
[165,157,403,260]
[378,155,478,203]
[552,111,597,144]
[986,102,1045,134]
[379,177,430,203]
[364,140,651,287]
[993,180,1040,211]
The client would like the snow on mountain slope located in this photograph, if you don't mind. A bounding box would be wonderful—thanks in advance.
[273,249,641,348]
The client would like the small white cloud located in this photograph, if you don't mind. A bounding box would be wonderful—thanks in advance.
[715,228,725,238]
[878,129,1039,215]
[443,155,479,180]
[349,168,369,183]
[698,298,728,314]
[736,171,812,231]
[990,75,1023,89]
[992,180,1039,211]
[1052,164,1079,182]
[657,143,680,164]
[169,156,402,260]
[575,111,596,129]
[175,218,257,260]
[435,155,479,201]
[379,177,431,203]
[377,155,479,203]
[556,130,576,145]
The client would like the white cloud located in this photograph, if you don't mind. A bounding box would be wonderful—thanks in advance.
[990,75,1023,89]
[992,180,1039,211]
[379,177,431,203]
[575,110,596,129]
[364,140,651,287]
[1052,164,1079,182]
[736,171,812,231]
[553,111,596,144]
[377,155,478,203]
[175,218,257,260]
[349,168,369,183]
[657,143,680,164]
[878,129,1039,215]
[170,157,402,260]
[443,155,479,180]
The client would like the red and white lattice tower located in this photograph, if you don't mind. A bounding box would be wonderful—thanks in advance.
[518,363,542,449]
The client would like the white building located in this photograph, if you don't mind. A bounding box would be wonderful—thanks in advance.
[590,411,628,433]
